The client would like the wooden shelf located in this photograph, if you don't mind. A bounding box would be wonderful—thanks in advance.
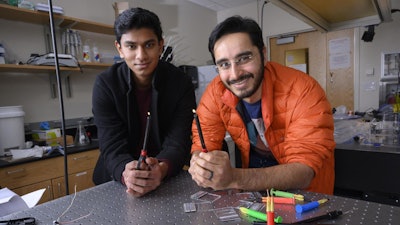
[0,5,114,74]
[0,64,80,73]
[79,62,112,69]
[0,4,113,35]
[0,63,111,73]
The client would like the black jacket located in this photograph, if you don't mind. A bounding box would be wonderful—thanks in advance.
[92,61,196,184]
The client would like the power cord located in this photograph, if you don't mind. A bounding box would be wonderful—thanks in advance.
[260,1,269,34]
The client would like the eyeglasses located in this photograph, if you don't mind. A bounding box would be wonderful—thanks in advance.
[215,54,254,72]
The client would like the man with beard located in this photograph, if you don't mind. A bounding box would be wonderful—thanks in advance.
[188,16,335,194]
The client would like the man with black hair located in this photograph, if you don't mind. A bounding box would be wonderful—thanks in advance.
[92,7,196,197]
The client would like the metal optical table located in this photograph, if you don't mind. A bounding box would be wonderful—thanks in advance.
[1,171,399,224]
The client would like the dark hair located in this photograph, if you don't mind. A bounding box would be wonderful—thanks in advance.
[114,7,163,44]
[208,16,265,63]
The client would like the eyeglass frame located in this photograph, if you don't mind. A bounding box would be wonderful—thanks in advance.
[214,52,254,72]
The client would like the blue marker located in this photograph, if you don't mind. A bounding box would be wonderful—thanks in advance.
[295,198,328,213]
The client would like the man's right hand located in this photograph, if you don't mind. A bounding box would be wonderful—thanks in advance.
[188,150,235,190]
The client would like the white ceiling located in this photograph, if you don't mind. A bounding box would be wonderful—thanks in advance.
[187,0,256,11]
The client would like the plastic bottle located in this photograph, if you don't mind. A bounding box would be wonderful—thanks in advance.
[82,40,91,62]
[92,43,100,62]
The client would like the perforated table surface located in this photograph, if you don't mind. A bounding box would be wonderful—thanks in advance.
[1,171,399,224]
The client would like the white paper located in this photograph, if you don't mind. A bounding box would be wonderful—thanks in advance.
[329,37,351,70]
[329,53,351,70]
[0,188,29,217]
[288,64,307,73]
[10,146,45,160]
[21,188,46,208]
[0,188,17,204]
[329,37,350,55]
[0,187,45,217]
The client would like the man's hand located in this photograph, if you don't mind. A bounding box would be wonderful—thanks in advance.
[188,150,235,190]
[189,151,315,192]
[122,157,167,197]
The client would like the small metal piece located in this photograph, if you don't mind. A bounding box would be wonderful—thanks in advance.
[183,202,196,213]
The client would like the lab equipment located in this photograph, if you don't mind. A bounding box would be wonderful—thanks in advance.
[74,121,90,146]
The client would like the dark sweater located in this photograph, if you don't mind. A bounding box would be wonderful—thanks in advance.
[92,61,196,184]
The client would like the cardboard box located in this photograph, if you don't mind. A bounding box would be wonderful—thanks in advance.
[32,128,61,140]
[46,135,74,147]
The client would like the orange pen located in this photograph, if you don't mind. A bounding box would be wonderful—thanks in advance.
[262,196,296,205]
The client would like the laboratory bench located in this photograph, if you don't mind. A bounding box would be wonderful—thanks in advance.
[0,141,100,204]
[334,143,400,206]
[1,171,399,225]
[0,140,99,168]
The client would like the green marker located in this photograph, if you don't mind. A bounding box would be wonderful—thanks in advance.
[271,189,304,201]
[239,207,283,223]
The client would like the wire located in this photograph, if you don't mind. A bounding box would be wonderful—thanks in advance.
[54,185,77,224]
[53,185,93,225]
[391,9,400,14]
[260,1,269,34]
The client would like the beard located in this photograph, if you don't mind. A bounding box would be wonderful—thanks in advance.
[224,64,264,99]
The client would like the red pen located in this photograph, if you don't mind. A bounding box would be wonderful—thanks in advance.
[192,109,208,153]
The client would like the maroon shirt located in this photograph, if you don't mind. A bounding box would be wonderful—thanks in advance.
[135,88,152,152]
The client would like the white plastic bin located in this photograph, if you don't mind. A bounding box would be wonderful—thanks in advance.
[0,106,25,156]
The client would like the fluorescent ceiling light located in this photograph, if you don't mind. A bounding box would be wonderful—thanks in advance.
[276,36,295,45]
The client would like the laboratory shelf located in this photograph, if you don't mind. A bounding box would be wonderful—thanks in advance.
[0,63,112,73]
[0,4,114,74]
[79,62,112,69]
[0,4,113,35]
[0,64,80,73]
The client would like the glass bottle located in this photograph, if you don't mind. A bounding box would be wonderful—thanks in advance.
[74,121,90,146]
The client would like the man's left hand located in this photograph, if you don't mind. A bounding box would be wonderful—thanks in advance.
[123,157,166,197]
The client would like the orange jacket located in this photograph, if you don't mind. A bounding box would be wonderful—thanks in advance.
[191,62,335,194]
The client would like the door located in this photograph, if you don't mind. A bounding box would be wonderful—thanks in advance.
[326,29,354,111]
[269,29,355,111]
[269,30,327,90]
